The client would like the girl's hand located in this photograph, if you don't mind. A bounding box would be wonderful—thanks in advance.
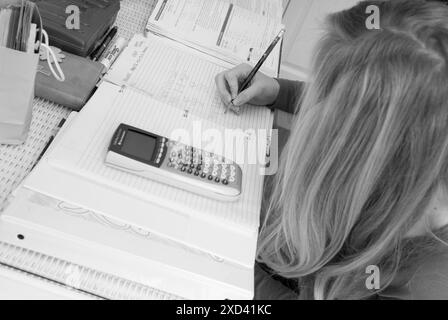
[215,63,280,108]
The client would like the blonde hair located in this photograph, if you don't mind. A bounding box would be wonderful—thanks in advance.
[258,0,448,300]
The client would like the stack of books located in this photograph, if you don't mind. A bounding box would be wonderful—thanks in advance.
[0,1,36,53]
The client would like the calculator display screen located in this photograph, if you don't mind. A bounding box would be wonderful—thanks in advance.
[121,130,157,162]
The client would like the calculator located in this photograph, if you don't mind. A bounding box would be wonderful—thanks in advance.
[105,124,243,202]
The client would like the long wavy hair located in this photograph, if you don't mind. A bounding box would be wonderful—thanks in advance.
[257,0,448,300]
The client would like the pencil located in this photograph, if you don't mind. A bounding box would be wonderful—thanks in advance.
[229,28,286,110]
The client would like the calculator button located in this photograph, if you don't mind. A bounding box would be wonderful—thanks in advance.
[187,169,193,174]
[190,164,195,169]
[222,179,229,185]
[208,175,214,181]
[196,165,202,172]
[215,178,220,183]
[201,173,207,179]
[194,171,200,176]
[181,167,187,172]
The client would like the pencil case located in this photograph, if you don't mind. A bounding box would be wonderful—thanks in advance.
[35,50,103,111]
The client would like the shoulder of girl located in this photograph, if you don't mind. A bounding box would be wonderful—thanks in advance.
[408,250,448,300]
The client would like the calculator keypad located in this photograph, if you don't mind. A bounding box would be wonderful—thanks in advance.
[166,142,239,186]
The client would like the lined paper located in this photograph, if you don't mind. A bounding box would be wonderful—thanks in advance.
[106,33,274,129]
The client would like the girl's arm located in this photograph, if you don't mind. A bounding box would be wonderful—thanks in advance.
[269,79,306,114]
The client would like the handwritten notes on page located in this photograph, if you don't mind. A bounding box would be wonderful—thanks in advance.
[105,34,273,130]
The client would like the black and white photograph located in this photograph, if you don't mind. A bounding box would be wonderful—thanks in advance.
[0,0,448,306]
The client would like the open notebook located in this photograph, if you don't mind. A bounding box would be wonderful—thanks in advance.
[22,33,275,268]
[145,0,284,76]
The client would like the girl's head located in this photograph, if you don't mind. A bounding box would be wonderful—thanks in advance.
[258,0,448,300]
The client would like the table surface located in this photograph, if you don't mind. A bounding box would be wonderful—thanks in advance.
[0,0,158,212]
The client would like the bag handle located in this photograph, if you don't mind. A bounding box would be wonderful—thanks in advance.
[38,29,65,82]
[32,3,65,82]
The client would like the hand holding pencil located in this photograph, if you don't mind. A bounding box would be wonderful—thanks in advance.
[215,29,285,114]
[215,64,280,110]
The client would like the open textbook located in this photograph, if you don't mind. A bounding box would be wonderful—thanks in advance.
[145,0,284,76]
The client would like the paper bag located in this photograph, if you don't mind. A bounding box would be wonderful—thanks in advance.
[0,0,42,145]
[0,47,39,144]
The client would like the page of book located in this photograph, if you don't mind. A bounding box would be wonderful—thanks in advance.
[105,33,274,130]
[145,0,284,75]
